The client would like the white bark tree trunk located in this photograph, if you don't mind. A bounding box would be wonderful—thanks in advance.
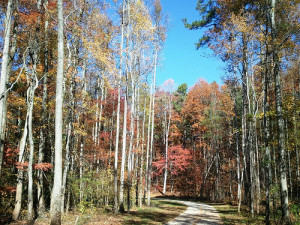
[147,49,157,206]
[50,0,64,223]
[37,3,48,214]
[270,0,290,222]
[12,101,29,221]
[163,93,172,195]
[114,0,126,213]
[0,0,14,176]
[27,71,39,223]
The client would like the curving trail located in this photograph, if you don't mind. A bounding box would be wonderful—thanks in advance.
[163,200,222,225]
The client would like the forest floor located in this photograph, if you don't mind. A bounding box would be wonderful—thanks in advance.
[212,202,300,225]
[212,203,265,225]
[7,198,300,224]
[8,200,187,225]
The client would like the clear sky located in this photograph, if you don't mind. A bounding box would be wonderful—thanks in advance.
[156,0,225,89]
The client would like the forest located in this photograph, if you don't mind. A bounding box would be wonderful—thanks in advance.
[0,0,299,224]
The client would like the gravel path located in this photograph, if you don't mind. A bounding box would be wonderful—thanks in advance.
[163,200,222,225]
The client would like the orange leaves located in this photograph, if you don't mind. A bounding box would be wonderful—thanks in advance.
[34,163,53,171]
[15,162,29,170]
[15,162,53,171]
[19,11,41,27]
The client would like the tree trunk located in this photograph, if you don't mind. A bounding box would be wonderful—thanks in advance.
[147,49,157,206]
[127,74,135,212]
[27,32,40,222]
[119,87,128,212]
[163,93,172,195]
[263,39,272,225]
[37,9,48,217]
[139,95,146,207]
[60,36,75,214]
[27,79,38,224]
[12,103,29,221]
[242,32,251,211]
[0,0,15,176]
[270,0,290,222]
[49,0,64,223]
[114,0,126,213]
[144,81,152,203]
[233,75,242,213]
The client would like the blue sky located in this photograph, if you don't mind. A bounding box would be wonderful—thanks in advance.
[156,0,225,89]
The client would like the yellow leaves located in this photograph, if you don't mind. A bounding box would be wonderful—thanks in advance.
[82,9,115,72]
[73,122,88,137]
[130,0,154,38]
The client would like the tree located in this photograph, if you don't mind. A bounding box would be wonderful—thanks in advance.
[50,0,64,223]
[0,0,17,177]
[270,0,290,222]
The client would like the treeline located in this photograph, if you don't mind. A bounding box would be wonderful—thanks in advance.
[179,0,299,224]
[0,0,299,225]
[0,0,167,224]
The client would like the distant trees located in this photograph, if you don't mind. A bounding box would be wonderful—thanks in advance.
[0,0,298,224]
[183,0,299,224]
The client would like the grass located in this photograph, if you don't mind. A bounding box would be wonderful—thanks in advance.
[123,200,187,225]
[211,203,265,225]
[10,200,187,225]
[211,202,300,225]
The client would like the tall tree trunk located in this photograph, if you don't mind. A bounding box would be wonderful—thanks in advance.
[27,28,40,222]
[114,83,121,213]
[37,2,48,215]
[60,37,75,214]
[27,75,39,224]
[270,0,290,222]
[147,49,157,206]
[119,87,128,212]
[135,86,140,206]
[127,72,135,212]
[144,81,152,203]
[114,0,126,213]
[50,0,64,223]
[0,0,15,176]
[163,94,172,195]
[242,32,251,211]
[79,137,84,202]
[233,74,242,213]
[12,95,29,221]
[263,36,272,224]
[139,94,146,207]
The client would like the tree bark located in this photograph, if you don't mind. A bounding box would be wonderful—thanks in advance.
[263,37,272,225]
[163,93,172,195]
[114,0,126,213]
[0,0,15,176]
[12,99,29,221]
[147,49,157,206]
[119,86,127,212]
[139,94,146,207]
[270,0,290,222]
[27,32,40,223]
[50,0,64,223]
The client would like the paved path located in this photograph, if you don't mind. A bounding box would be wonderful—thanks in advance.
[163,200,222,225]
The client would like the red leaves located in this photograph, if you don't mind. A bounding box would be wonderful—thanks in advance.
[152,145,192,176]
[3,147,18,166]
[15,162,53,171]
[168,146,192,175]
[0,186,16,195]
[34,163,53,171]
